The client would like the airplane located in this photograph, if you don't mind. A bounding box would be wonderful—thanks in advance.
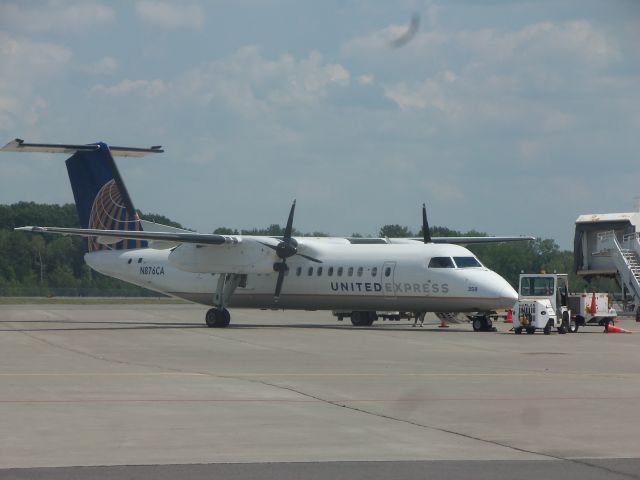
[2,138,531,329]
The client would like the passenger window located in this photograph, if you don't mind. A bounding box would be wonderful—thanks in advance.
[357,267,363,277]
[371,267,377,277]
[348,267,354,277]
[428,257,455,268]
[296,267,302,276]
[138,258,143,263]
[385,267,391,277]
[308,267,313,276]
[328,267,334,276]
[127,259,132,264]
[337,267,343,277]
[317,267,323,276]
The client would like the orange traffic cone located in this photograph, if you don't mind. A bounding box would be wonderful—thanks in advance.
[505,309,513,323]
[439,318,449,328]
[607,323,632,334]
[590,292,597,315]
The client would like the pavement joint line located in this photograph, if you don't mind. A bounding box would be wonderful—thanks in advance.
[2,395,640,403]
[253,379,640,480]
[1,371,639,377]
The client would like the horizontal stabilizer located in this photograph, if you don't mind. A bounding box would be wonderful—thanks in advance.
[1,138,163,157]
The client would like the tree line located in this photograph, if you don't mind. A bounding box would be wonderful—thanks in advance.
[0,202,614,297]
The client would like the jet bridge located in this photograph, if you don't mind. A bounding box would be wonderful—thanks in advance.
[574,212,640,319]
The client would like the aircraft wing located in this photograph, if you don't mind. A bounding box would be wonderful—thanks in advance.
[428,236,535,244]
[16,226,535,247]
[15,226,238,246]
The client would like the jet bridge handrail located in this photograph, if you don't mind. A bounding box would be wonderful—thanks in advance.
[623,232,640,243]
[600,230,640,305]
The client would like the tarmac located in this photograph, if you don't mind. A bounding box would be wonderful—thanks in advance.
[1,304,639,479]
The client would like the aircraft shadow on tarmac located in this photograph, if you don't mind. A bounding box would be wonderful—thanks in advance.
[0,319,476,333]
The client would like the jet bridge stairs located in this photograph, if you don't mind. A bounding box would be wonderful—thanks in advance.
[594,231,640,319]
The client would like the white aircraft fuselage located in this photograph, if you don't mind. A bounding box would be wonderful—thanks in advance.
[86,239,517,312]
[2,137,527,328]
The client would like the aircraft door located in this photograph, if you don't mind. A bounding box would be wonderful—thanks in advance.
[382,261,396,300]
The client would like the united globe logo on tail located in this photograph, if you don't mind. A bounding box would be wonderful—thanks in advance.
[87,179,145,252]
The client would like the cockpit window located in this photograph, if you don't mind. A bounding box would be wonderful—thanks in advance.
[428,257,455,268]
[453,256,482,268]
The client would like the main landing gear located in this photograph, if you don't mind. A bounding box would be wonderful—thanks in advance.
[205,273,246,328]
[350,311,376,327]
[205,307,231,328]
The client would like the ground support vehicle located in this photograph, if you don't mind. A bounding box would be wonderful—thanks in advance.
[513,273,617,335]
[333,310,404,326]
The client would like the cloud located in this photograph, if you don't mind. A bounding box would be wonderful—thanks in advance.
[457,20,620,68]
[90,79,167,97]
[176,47,351,115]
[0,32,71,129]
[0,1,114,34]
[135,1,204,29]
[81,56,118,75]
[383,71,459,114]
[356,75,375,86]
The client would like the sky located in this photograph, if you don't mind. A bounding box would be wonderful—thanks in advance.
[0,0,639,248]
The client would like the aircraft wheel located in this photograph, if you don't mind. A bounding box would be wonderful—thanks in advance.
[472,317,483,332]
[351,311,375,327]
[514,327,523,335]
[526,327,536,335]
[205,308,231,328]
[351,311,365,326]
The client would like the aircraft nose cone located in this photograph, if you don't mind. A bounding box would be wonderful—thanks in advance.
[499,285,518,308]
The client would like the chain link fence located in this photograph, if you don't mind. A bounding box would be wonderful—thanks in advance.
[0,287,168,298]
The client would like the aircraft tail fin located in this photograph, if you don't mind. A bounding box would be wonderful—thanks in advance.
[66,143,146,251]
[1,138,163,252]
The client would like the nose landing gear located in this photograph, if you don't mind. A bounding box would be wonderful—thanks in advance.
[471,314,495,332]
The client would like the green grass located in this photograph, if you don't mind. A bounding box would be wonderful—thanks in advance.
[0,297,190,305]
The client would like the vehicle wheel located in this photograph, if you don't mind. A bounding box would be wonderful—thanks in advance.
[569,319,579,333]
[562,311,570,333]
[472,317,483,332]
[485,318,493,330]
[526,327,536,335]
[558,325,567,334]
[543,326,551,335]
[636,306,640,322]
[514,327,523,335]
[205,308,231,328]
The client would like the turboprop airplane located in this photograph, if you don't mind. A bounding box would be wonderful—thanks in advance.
[2,138,529,329]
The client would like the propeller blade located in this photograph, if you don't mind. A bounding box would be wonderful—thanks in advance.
[274,200,296,300]
[274,261,287,300]
[284,199,296,243]
[422,203,432,243]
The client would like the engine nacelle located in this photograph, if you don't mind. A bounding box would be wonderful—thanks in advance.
[168,241,275,274]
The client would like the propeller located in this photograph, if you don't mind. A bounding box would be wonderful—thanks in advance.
[273,200,298,300]
[422,203,432,243]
